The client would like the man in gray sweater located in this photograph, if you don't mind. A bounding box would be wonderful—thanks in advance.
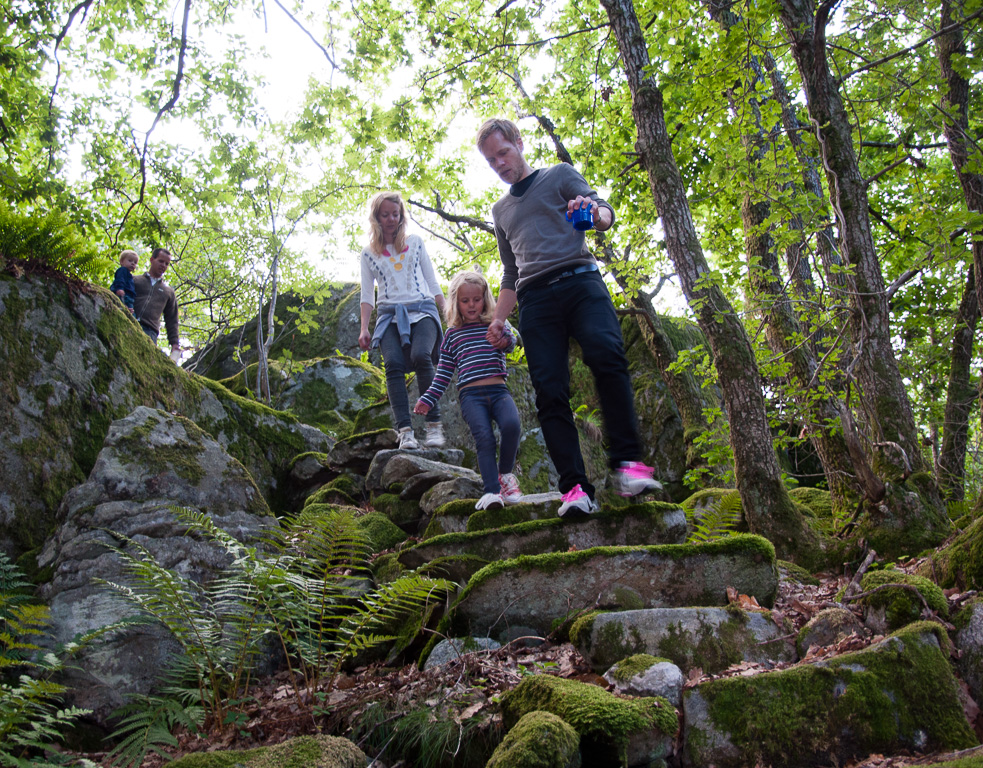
[477,118,660,517]
[134,247,181,362]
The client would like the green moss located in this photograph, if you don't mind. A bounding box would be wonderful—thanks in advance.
[303,473,362,507]
[372,492,422,530]
[357,511,407,552]
[167,734,366,768]
[609,654,665,683]
[485,710,580,768]
[788,487,833,519]
[467,502,553,532]
[686,623,976,766]
[371,552,406,584]
[568,611,604,651]
[648,609,760,675]
[501,675,677,754]
[844,569,947,631]
[778,559,820,586]
[924,516,983,591]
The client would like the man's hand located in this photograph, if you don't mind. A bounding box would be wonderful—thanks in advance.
[358,329,371,351]
[413,400,430,415]
[486,319,510,350]
[169,346,182,364]
[566,195,613,231]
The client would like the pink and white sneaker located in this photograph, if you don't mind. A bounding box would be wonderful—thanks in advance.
[615,462,663,497]
[557,484,598,517]
[499,473,522,504]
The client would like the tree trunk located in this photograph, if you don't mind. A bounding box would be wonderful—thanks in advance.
[937,266,980,501]
[704,0,867,515]
[775,0,928,481]
[938,0,983,313]
[600,0,821,566]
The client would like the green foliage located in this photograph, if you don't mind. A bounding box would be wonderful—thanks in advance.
[686,491,743,543]
[107,694,204,768]
[0,552,103,768]
[98,507,453,759]
[0,201,111,283]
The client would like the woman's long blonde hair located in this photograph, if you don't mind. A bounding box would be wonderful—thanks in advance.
[445,271,496,328]
[367,191,408,256]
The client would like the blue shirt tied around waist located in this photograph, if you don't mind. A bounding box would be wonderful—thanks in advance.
[371,299,443,364]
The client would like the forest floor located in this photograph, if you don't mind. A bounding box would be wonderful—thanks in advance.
[72,556,983,768]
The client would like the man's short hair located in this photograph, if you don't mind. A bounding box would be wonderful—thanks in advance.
[151,247,171,261]
[476,118,521,150]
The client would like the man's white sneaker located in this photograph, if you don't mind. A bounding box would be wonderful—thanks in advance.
[557,484,598,517]
[499,473,522,504]
[425,421,446,448]
[398,427,419,450]
[475,493,504,511]
[615,462,662,497]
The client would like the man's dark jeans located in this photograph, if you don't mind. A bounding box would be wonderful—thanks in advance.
[518,270,642,498]
[458,383,520,494]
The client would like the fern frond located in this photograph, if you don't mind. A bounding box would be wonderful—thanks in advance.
[107,694,204,768]
[687,491,743,543]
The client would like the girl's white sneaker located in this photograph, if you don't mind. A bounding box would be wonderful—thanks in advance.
[499,473,522,504]
[398,427,419,450]
[475,493,504,511]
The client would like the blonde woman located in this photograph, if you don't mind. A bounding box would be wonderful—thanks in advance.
[359,191,446,449]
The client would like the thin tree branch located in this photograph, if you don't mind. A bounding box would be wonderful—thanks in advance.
[269,0,339,70]
[838,7,983,83]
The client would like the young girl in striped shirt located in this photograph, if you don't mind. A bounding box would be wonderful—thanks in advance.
[414,271,522,510]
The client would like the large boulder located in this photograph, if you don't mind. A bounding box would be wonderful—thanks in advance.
[434,535,778,645]
[681,623,978,767]
[0,273,328,560]
[499,674,677,767]
[167,734,368,768]
[399,502,689,582]
[573,606,796,674]
[36,407,276,726]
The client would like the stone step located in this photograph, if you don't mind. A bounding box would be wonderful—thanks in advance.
[430,534,778,647]
[400,502,688,583]
[681,624,978,767]
[572,606,796,675]
[422,492,562,538]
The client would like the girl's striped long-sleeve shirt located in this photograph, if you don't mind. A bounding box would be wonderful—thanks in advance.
[418,322,516,408]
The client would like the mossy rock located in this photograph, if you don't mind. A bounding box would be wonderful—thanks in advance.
[682,623,977,767]
[371,552,406,584]
[607,653,667,683]
[857,477,950,560]
[920,516,983,592]
[486,710,581,768]
[778,559,820,586]
[788,487,833,519]
[167,734,367,768]
[467,499,559,532]
[422,499,474,538]
[372,492,424,532]
[500,674,676,766]
[304,474,363,507]
[357,511,407,553]
[842,568,948,632]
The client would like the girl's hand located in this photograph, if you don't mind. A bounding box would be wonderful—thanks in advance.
[413,400,430,415]
[358,329,371,350]
[486,319,510,349]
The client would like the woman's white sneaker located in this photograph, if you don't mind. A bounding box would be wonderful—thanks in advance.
[425,422,446,447]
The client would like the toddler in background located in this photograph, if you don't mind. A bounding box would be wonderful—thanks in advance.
[110,250,139,313]
[415,271,522,510]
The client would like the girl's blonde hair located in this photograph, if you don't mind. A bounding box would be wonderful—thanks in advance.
[445,270,496,328]
[367,191,408,256]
